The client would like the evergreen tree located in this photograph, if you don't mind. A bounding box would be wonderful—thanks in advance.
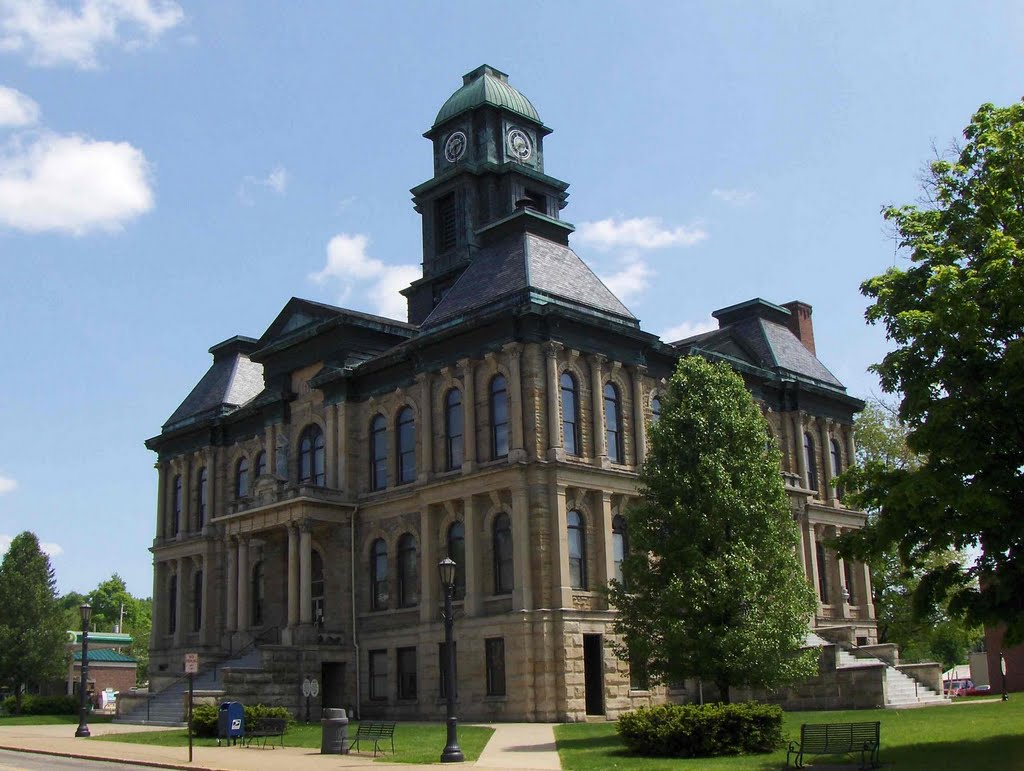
[0,532,67,713]
[608,356,818,704]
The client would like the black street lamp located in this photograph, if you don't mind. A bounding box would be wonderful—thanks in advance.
[75,603,92,738]
[438,557,464,763]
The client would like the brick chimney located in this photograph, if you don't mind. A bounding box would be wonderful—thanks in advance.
[782,301,815,355]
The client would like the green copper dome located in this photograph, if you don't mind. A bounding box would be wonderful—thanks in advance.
[433,65,541,128]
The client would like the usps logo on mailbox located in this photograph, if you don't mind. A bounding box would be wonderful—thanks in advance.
[231,718,241,730]
[184,653,199,674]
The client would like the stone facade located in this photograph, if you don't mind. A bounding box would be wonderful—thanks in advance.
[145,65,876,722]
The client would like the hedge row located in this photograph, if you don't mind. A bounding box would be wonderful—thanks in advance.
[1,695,79,715]
[190,703,294,738]
[617,702,783,758]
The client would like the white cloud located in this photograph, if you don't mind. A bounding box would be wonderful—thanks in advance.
[310,233,418,321]
[0,85,39,127]
[712,188,756,206]
[661,316,718,342]
[0,474,16,494]
[577,216,708,251]
[600,258,653,304]
[0,535,63,557]
[239,164,288,205]
[0,130,153,234]
[0,0,184,69]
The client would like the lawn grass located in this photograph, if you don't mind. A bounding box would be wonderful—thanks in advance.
[0,714,115,726]
[97,720,494,763]
[555,698,1024,770]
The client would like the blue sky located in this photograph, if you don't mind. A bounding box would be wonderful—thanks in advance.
[0,1,1021,599]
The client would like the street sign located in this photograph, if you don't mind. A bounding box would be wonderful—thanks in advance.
[301,677,311,697]
[184,653,199,674]
[310,678,320,697]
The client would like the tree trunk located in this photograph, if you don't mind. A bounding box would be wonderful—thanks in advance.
[716,680,731,705]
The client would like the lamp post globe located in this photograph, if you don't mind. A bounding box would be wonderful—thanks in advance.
[438,558,464,763]
[75,603,92,738]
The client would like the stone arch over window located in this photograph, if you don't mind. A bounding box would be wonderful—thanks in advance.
[445,388,464,469]
[603,382,623,464]
[192,568,203,632]
[396,405,416,485]
[446,521,466,600]
[397,533,419,607]
[236,456,249,498]
[492,512,514,595]
[311,549,325,625]
[612,513,628,585]
[568,509,587,589]
[370,414,388,491]
[560,371,581,456]
[804,432,819,493]
[196,467,207,530]
[251,560,265,625]
[489,374,509,460]
[298,424,325,486]
[370,537,389,610]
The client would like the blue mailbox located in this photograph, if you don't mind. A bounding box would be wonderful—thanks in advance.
[217,701,244,745]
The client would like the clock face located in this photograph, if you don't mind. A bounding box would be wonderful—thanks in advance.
[506,128,532,161]
[444,131,467,163]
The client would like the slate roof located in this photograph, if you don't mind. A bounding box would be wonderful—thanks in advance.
[422,232,636,329]
[163,350,264,431]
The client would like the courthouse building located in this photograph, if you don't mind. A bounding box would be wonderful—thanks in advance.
[145,66,876,721]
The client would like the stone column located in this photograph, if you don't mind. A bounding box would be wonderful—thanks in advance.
[511,488,533,610]
[544,342,563,458]
[325,403,338,488]
[463,497,480,617]
[806,521,822,611]
[834,527,851,617]
[821,420,835,504]
[236,537,250,631]
[151,560,163,641]
[155,463,167,541]
[299,521,313,625]
[417,373,433,481]
[207,448,217,529]
[459,358,477,471]
[226,537,238,631]
[503,343,526,461]
[794,414,809,490]
[173,558,185,646]
[419,506,436,623]
[337,401,350,490]
[287,524,300,627]
[631,366,647,468]
[180,461,191,538]
[861,562,876,619]
[199,553,211,644]
[589,355,607,465]
[598,492,616,598]
[550,485,572,608]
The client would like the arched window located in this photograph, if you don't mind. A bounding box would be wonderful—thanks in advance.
[560,372,580,455]
[196,467,207,530]
[299,424,325,486]
[612,514,628,585]
[398,533,419,607]
[236,457,249,498]
[815,541,828,604]
[447,521,466,600]
[167,573,177,634]
[604,383,623,463]
[493,513,514,594]
[172,474,182,535]
[396,407,416,485]
[255,450,267,477]
[370,414,387,491]
[844,559,856,605]
[830,438,843,500]
[490,375,509,459]
[312,551,325,625]
[445,388,464,470]
[192,570,203,632]
[804,433,818,493]
[371,538,388,610]
[568,510,587,589]
[252,561,265,625]
[651,396,662,423]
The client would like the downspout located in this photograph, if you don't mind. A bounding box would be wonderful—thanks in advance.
[351,503,360,719]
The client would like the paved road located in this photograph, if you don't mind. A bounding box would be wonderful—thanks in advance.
[0,749,147,771]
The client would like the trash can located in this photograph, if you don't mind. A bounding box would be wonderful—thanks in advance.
[218,701,245,746]
[320,707,349,754]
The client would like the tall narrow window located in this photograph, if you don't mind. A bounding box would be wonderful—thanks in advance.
[312,551,325,625]
[445,388,464,469]
[371,538,388,610]
[398,533,419,607]
[604,382,623,463]
[299,424,325,485]
[485,638,506,696]
[612,514,628,585]
[651,396,662,423]
[369,650,387,700]
[815,541,829,604]
[192,570,203,632]
[436,193,456,252]
[830,438,844,500]
[629,653,649,691]
[172,474,182,535]
[438,642,458,698]
[447,521,466,600]
[844,560,856,605]
[568,510,587,589]
[236,458,249,498]
[167,574,177,634]
[804,433,819,493]
[252,561,265,625]
[493,512,514,594]
[396,407,416,484]
[370,414,387,490]
[255,450,267,477]
[490,375,509,459]
[196,467,207,530]
[397,647,418,700]
[560,372,580,455]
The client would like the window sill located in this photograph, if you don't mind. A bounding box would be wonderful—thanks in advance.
[483,694,507,702]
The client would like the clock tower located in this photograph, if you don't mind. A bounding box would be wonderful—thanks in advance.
[403,65,573,324]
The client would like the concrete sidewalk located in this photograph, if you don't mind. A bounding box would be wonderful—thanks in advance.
[0,721,562,771]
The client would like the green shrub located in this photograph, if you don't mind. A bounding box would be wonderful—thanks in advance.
[1,695,79,715]
[189,702,294,738]
[617,702,783,758]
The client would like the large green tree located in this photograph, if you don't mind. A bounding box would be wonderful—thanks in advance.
[608,356,818,704]
[838,100,1024,643]
[0,532,68,713]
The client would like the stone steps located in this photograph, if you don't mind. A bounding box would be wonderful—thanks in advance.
[832,643,947,707]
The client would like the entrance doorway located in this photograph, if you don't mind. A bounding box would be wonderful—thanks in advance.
[583,634,604,716]
[321,662,346,710]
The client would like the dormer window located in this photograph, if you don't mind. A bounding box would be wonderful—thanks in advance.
[436,193,456,252]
